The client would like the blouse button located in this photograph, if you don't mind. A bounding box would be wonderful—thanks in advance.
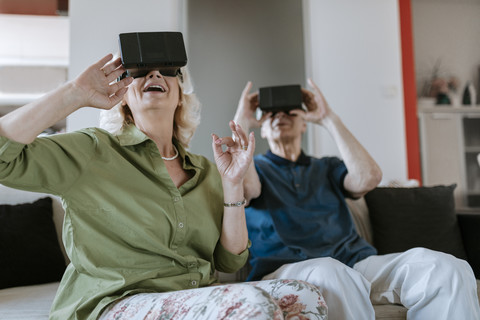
[178,222,184,228]
[191,280,197,286]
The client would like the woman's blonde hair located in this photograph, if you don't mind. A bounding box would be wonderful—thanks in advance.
[99,66,201,148]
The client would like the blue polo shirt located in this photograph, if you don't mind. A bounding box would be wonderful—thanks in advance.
[245,150,376,281]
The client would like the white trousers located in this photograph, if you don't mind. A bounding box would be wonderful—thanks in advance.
[263,247,480,320]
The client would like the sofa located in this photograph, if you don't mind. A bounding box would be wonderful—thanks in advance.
[0,183,479,320]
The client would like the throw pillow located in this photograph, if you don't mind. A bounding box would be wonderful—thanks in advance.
[0,197,66,289]
[364,185,467,260]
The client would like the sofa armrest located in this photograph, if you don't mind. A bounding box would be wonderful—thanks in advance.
[456,211,480,279]
[346,197,374,245]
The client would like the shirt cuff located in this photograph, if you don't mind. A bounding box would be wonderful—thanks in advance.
[0,136,26,162]
[214,240,251,273]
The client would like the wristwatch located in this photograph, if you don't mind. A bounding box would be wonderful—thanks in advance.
[223,198,247,207]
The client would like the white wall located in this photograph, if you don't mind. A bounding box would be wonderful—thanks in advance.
[412,0,480,101]
[0,14,69,107]
[303,0,407,184]
[67,0,184,131]
[186,0,306,158]
[66,0,410,183]
[0,14,68,64]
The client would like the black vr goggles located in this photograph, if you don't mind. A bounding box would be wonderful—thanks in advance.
[258,85,303,114]
[118,32,187,80]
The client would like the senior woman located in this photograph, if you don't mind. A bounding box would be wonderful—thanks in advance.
[0,54,327,320]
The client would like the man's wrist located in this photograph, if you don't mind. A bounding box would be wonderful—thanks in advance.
[318,112,339,128]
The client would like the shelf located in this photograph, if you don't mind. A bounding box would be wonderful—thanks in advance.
[466,195,480,208]
[0,58,68,68]
[418,105,480,114]
[465,147,480,153]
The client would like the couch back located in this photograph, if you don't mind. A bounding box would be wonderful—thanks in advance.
[0,184,375,273]
[0,184,68,264]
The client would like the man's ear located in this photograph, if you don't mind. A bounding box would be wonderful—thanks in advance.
[301,120,307,134]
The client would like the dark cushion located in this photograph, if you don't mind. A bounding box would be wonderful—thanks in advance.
[0,197,66,289]
[364,185,467,260]
[457,213,480,279]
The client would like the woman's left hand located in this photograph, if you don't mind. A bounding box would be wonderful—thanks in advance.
[212,121,255,185]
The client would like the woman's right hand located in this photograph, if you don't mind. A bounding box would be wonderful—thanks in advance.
[0,54,133,144]
[71,54,133,110]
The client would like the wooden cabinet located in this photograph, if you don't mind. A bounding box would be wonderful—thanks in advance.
[419,106,480,209]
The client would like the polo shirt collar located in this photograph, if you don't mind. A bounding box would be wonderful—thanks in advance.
[116,124,204,169]
[265,149,311,166]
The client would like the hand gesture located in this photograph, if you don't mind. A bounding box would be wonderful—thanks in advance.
[72,54,133,110]
[233,82,266,130]
[301,78,333,125]
[212,121,255,185]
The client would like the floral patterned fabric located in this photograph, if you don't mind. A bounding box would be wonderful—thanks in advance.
[99,279,327,320]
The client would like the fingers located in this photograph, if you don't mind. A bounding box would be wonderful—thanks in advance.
[241,81,253,98]
[259,112,272,123]
[211,133,224,158]
[246,131,255,156]
[230,121,249,149]
[108,76,132,102]
[241,82,260,111]
[100,57,126,83]
[107,62,126,83]
[308,78,320,92]
[95,54,114,69]
[301,88,316,112]
[247,92,259,111]
[107,76,133,98]
[213,121,254,154]
[307,78,328,102]
[108,87,128,106]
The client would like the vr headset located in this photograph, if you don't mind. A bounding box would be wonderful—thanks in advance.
[118,32,187,80]
[258,85,303,113]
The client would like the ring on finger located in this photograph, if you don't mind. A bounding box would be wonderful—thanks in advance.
[241,145,248,151]
[101,68,107,77]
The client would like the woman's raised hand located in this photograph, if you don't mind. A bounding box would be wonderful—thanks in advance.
[72,54,133,110]
[211,121,255,185]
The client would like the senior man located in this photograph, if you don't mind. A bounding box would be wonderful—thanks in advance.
[233,79,480,320]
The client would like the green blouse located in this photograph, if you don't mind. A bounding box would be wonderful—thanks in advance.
[0,125,249,320]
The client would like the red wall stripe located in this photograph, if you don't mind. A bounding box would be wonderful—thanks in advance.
[399,0,422,184]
